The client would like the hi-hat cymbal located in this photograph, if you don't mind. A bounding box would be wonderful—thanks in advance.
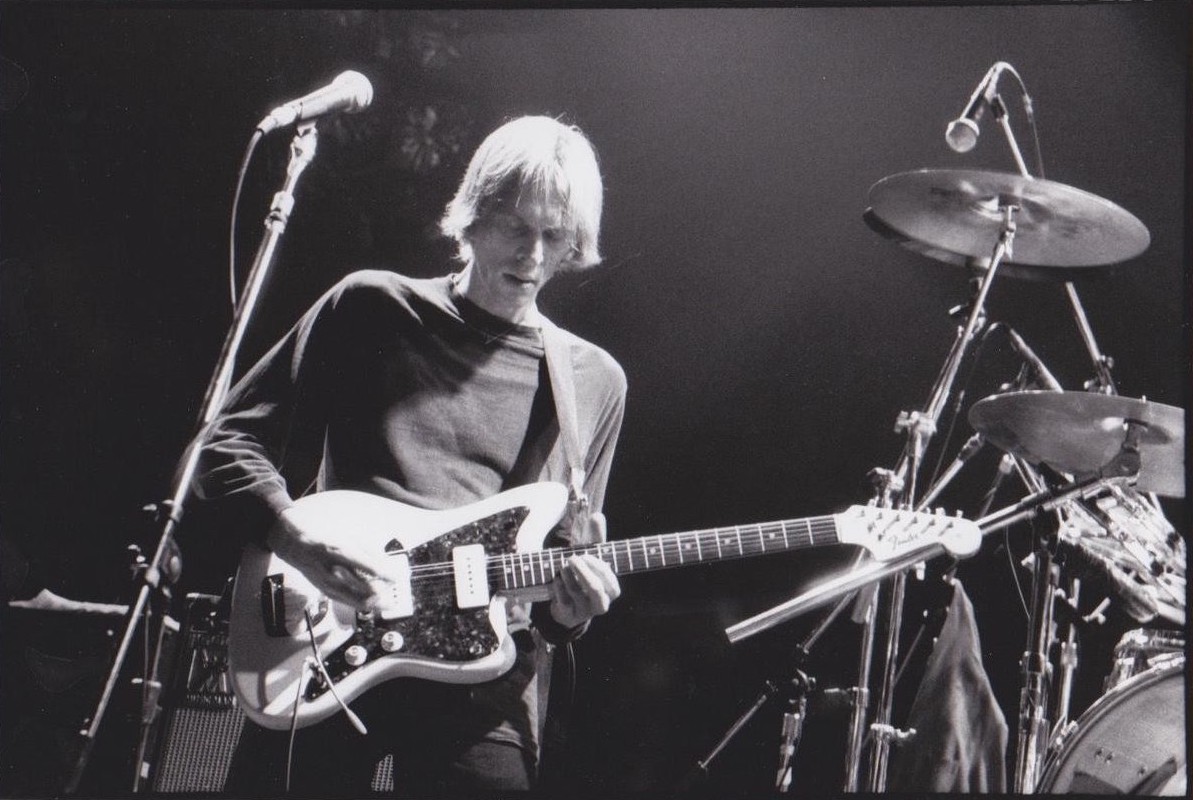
[867,169,1150,269]
[969,391,1185,497]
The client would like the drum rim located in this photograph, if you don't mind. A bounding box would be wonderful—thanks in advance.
[1037,655,1186,791]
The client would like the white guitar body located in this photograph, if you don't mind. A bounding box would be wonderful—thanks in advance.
[228,483,568,730]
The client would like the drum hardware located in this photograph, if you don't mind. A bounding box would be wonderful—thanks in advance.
[971,426,1184,791]
[971,390,1186,624]
[1051,577,1083,739]
[1103,627,1185,694]
[860,65,1160,789]
[727,59,1164,792]
[850,198,1019,792]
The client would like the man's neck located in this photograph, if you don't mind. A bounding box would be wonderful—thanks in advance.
[451,269,544,328]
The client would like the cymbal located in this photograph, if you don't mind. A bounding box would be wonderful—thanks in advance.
[867,169,1150,268]
[862,208,1106,283]
[969,391,1185,497]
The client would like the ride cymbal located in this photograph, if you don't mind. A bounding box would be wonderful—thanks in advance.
[867,169,1150,269]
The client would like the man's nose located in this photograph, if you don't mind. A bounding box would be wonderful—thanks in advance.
[524,236,546,266]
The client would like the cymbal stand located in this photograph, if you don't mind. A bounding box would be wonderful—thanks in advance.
[1015,527,1059,795]
[983,435,1145,792]
[64,122,320,794]
[850,203,1018,792]
[1005,453,1062,795]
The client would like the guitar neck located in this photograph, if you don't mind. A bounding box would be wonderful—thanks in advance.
[494,515,842,593]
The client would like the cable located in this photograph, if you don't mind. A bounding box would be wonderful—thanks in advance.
[228,129,264,311]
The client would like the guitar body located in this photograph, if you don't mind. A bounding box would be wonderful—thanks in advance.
[228,483,569,730]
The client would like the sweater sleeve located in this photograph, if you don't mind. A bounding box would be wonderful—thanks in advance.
[191,279,351,546]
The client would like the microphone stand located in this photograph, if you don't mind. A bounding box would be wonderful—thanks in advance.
[1064,282,1117,394]
[993,74,1118,397]
[681,579,855,794]
[989,77,1128,788]
[65,122,321,794]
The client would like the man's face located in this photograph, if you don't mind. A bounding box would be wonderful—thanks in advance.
[463,191,576,323]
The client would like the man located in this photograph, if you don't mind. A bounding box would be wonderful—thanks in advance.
[195,115,625,795]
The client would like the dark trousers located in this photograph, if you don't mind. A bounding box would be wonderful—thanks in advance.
[225,652,540,797]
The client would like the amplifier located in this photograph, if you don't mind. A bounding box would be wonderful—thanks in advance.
[149,592,245,793]
[149,591,394,793]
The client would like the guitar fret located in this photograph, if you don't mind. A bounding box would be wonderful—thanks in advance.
[482,514,848,591]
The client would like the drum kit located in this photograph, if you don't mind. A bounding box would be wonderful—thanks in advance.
[865,164,1186,793]
[862,124,1186,793]
[723,64,1185,795]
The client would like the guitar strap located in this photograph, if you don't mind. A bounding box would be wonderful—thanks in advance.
[534,319,589,778]
[539,319,590,527]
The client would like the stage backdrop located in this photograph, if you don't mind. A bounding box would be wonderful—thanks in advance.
[1,3,1187,796]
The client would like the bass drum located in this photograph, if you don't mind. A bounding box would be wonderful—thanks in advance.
[1037,656,1186,794]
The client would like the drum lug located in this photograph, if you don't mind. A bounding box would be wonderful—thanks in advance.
[1047,719,1078,756]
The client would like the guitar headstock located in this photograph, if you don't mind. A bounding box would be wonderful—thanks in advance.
[835,506,982,561]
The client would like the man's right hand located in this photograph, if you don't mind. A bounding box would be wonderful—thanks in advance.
[266,504,384,609]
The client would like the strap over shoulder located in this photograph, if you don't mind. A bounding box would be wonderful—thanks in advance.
[538,320,589,517]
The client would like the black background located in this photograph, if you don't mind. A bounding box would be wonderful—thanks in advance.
[1,2,1188,796]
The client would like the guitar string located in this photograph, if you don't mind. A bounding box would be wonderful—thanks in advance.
[395,519,846,583]
[374,518,848,602]
[388,514,950,590]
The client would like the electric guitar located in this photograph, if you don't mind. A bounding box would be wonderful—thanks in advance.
[228,482,980,729]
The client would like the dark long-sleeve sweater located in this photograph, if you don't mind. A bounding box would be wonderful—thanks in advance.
[193,268,626,754]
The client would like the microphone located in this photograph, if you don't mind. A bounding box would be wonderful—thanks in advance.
[257,71,373,134]
[945,62,1008,153]
[1006,327,1063,391]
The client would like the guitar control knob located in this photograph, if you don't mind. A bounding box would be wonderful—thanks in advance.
[344,645,368,667]
[380,631,404,653]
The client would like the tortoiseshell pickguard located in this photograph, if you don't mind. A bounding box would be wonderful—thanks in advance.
[307,505,531,699]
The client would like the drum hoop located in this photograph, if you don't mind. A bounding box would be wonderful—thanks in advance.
[1039,655,1186,790]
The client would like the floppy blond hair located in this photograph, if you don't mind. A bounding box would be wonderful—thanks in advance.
[440,115,604,269]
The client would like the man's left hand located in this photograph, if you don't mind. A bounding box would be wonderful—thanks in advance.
[548,512,621,629]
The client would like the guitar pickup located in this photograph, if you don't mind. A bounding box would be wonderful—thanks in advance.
[373,553,414,621]
[452,544,491,609]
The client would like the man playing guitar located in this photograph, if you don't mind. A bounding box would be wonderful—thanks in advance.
[194,115,625,796]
